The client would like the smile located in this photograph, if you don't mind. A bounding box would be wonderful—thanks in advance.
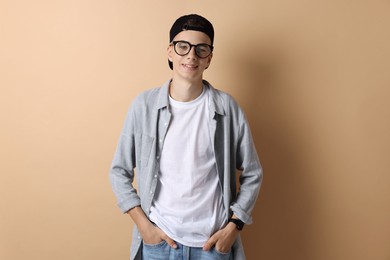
[182,64,199,69]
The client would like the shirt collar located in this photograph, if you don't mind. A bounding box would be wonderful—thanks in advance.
[204,80,225,117]
[154,79,171,110]
[154,79,226,117]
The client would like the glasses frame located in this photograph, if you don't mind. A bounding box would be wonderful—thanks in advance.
[171,40,214,58]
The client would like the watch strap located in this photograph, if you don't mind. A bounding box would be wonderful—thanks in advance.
[228,218,245,231]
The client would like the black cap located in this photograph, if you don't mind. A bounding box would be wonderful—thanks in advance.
[168,14,214,70]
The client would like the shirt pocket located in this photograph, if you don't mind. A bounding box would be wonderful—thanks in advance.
[135,133,155,167]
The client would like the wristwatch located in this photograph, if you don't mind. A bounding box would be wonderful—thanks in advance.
[228,218,245,231]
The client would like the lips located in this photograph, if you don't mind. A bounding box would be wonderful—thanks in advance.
[182,64,199,70]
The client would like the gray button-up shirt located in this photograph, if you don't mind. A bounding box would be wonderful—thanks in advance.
[110,79,263,260]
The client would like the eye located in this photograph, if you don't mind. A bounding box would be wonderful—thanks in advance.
[198,46,208,53]
[177,42,189,51]
[196,44,212,57]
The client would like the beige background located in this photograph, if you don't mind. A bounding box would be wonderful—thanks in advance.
[1,0,390,259]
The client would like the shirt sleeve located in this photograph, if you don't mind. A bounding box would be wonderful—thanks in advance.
[109,103,141,213]
[230,109,263,224]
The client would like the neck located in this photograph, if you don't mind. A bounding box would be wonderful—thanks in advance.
[169,78,203,102]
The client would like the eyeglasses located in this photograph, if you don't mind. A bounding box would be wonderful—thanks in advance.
[171,41,214,58]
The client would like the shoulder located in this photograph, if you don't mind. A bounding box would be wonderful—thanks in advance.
[131,80,170,109]
[133,87,160,105]
[205,80,242,112]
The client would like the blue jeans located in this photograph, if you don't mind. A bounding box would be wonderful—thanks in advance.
[142,241,232,260]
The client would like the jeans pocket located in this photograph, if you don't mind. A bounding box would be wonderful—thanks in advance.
[213,247,232,259]
[142,240,170,260]
[142,240,167,248]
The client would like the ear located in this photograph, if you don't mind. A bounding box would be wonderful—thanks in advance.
[167,45,173,62]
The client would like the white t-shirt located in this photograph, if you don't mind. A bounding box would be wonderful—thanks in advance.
[149,86,225,247]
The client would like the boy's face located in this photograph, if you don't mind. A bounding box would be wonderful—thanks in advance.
[168,30,213,83]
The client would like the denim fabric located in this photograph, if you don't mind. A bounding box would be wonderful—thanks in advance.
[142,241,232,260]
[110,79,263,260]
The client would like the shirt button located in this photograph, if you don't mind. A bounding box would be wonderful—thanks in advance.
[159,139,163,142]
[154,175,157,178]
[156,155,160,159]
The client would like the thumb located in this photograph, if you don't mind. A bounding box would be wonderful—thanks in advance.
[203,236,217,251]
[164,236,177,249]
[156,228,177,249]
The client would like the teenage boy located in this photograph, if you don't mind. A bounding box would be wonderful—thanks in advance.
[110,14,263,260]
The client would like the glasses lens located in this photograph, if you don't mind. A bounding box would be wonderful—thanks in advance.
[195,44,212,58]
[174,41,191,56]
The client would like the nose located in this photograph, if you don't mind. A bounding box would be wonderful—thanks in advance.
[186,46,197,59]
